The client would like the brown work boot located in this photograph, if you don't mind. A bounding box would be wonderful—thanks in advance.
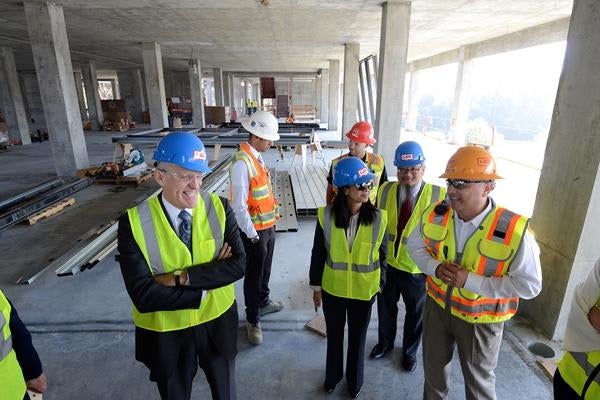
[246,322,263,345]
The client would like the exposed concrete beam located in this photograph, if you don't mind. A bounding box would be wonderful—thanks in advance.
[229,71,318,78]
[409,17,569,71]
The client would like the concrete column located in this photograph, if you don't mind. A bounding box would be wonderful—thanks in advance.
[24,1,88,176]
[448,47,474,145]
[188,59,205,129]
[374,1,411,171]
[205,79,214,106]
[142,42,168,129]
[342,43,360,135]
[320,69,329,124]
[406,66,420,132]
[223,72,231,110]
[82,61,103,130]
[522,0,600,340]
[213,68,224,107]
[117,70,145,123]
[73,71,87,119]
[134,69,147,113]
[0,47,31,145]
[328,59,340,131]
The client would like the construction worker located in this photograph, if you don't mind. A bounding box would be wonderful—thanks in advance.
[252,99,258,114]
[0,289,47,400]
[553,257,600,399]
[118,132,245,400]
[246,98,252,116]
[326,121,387,205]
[370,141,446,372]
[310,157,388,399]
[230,110,284,345]
[406,145,542,400]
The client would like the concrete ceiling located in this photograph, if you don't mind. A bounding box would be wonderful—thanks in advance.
[0,0,573,73]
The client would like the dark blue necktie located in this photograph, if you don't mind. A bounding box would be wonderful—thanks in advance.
[178,210,192,251]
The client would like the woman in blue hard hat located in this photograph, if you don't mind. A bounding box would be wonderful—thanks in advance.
[309,156,388,399]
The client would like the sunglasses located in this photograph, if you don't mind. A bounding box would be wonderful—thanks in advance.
[354,181,374,191]
[446,179,490,190]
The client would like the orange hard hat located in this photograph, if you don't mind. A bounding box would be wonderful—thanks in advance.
[440,145,503,180]
[346,121,376,145]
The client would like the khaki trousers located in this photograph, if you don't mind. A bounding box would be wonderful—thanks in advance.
[422,296,504,400]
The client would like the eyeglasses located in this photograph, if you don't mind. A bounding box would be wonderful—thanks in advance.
[157,168,203,183]
[446,179,490,190]
[354,181,374,191]
[398,166,423,174]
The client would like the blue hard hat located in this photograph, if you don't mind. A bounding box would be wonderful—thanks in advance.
[394,141,425,167]
[153,132,212,173]
[333,157,376,187]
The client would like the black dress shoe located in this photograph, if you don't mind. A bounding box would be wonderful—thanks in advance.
[369,343,392,359]
[323,383,336,394]
[402,354,417,372]
[349,387,362,399]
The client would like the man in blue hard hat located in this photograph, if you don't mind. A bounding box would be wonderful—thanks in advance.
[370,141,446,373]
[118,132,245,400]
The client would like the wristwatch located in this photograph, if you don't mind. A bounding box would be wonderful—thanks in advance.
[174,270,184,286]
[250,235,260,244]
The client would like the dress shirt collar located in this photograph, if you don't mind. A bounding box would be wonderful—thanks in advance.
[161,194,193,228]
[245,142,264,164]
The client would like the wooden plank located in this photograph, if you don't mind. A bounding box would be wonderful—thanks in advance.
[289,167,306,212]
[305,314,327,337]
[303,165,327,211]
[537,359,557,380]
[23,198,76,225]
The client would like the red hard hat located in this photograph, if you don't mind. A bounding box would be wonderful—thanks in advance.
[346,121,376,145]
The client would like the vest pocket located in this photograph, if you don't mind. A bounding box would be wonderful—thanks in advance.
[477,239,514,262]
[422,223,448,242]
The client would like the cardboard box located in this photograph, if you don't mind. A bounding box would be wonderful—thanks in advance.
[101,99,127,112]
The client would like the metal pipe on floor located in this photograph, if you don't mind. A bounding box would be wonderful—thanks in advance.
[0,178,64,212]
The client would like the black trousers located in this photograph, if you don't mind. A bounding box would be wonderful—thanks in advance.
[153,324,236,400]
[242,226,276,324]
[322,290,374,393]
[376,268,426,357]
[553,368,580,399]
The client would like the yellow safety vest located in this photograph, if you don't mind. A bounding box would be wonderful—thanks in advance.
[557,297,600,399]
[127,193,235,332]
[420,200,528,323]
[0,290,27,400]
[377,181,446,274]
[318,206,387,301]
[332,152,385,204]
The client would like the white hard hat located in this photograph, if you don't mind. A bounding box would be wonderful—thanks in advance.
[242,111,280,141]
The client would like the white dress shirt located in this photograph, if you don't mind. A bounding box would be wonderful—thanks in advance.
[230,142,264,238]
[562,258,600,352]
[406,198,542,300]
[161,194,193,234]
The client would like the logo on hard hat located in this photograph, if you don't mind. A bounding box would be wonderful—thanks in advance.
[358,167,368,177]
[401,154,414,161]
[192,150,206,161]
[477,158,490,166]
[350,129,359,137]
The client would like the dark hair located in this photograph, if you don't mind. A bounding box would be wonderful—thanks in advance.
[332,187,377,229]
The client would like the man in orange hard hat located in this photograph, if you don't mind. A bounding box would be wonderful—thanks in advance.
[326,121,387,205]
[407,145,542,400]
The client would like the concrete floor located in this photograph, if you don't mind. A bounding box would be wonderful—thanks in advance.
[0,127,555,399]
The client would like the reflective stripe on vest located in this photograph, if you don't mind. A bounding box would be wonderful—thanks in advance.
[420,200,528,323]
[127,193,234,332]
[0,290,27,400]
[318,206,387,300]
[231,143,278,230]
[378,181,445,274]
[558,350,600,399]
[331,152,385,204]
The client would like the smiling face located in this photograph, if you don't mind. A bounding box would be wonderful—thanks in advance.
[345,182,372,206]
[397,163,425,187]
[447,180,494,221]
[155,162,203,209]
